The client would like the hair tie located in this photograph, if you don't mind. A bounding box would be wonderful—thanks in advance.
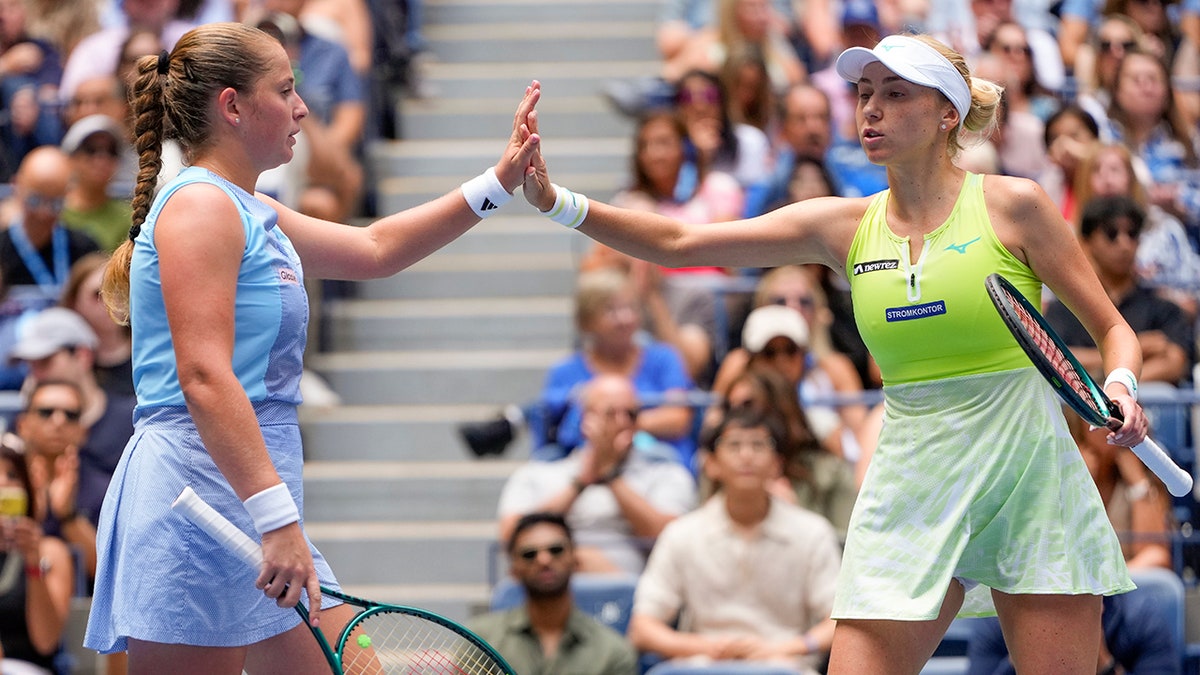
[156,50,170,75]
[128,223,141,241]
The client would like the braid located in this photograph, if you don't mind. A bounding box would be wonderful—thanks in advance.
[101,53,168,326]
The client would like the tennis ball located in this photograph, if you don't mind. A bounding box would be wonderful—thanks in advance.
[357,634,372,649]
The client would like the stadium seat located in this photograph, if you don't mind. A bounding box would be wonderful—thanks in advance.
[919,656,968,675]
[1127,566,1186,672]
[489,573,638,635]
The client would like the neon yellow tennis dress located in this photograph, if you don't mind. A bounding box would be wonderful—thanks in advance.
[834,172,1133,620]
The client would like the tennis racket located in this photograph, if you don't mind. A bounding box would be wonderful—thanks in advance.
[171,487,516,675]
[984,273,1193,498]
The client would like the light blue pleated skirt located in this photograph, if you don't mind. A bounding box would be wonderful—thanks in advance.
[84,402,340,652]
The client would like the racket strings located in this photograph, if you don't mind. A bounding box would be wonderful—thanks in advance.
[1009,294,1105,418]
[340,611,508,675]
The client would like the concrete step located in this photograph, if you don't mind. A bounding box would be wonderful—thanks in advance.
[400,95,634,140]
[307,348,567,406]
[300,403,536,462]
[434,215,587,256]
[426,0,657,25]
[415,60,661,99]
[425,21,658,63]
[303,461,520,521]
[368,136,632,178]
[374,172,624,216]
[349,252,580,301]
[324,296,574,352]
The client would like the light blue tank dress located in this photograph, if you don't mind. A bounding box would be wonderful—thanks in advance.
[84,167,340,652]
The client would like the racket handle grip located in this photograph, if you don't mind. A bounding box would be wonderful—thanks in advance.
[172,487,264,570]
[1131,438,1194,498]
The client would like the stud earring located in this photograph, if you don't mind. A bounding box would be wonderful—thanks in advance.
[940,123,947,130]
[234,117,240,125]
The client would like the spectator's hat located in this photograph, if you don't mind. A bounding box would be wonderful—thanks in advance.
[842,0,880,29]
[10,308,98,362]
[60,114,125,156]
[741,305,809,353]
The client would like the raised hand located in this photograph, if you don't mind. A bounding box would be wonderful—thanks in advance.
[494,80,543,193]
[521,99,557,212]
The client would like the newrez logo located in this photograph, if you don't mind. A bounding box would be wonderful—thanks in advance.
[279,268,299,284]
[885,300,947,322]
[852,259,900,275]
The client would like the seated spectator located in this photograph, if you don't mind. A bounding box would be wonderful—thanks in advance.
[59,252,132,397]
[497,374,697,576]
[57,0,195,106]
[59,114,133,252]
[708,365,857,537]
[629,408,839,672]
[1045,195,1194,386]
[254,3,366,221]
[663,0,805,95]
[674,69,774,217]
[583,108,744,385]
[531,269,696,468]
[0,441,74,675]
[1073,142,1200,319]
[1038,104,1101,223]
[467,512,638,675]
[713,272,869,460]
[0,146,101,390]
[12,379,96,580]
[10,307,134,529]
[0,0,63,181]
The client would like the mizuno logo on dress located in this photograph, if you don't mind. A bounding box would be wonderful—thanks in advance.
[944,237,980,254]
[852,259,900,275]
[480,198,499,211]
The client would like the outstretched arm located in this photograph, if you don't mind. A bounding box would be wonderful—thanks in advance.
[274,81,544,280]
[520,103,863,272]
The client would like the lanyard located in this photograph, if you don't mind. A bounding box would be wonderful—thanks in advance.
[9,221,69,292]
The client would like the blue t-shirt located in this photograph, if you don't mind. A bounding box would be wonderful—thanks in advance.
[297,33,365,125]
[531,342,696,465]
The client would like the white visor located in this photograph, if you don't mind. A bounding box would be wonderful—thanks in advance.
[835,34,971,128]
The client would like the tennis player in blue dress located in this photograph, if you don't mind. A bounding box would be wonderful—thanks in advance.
[82,22,542,674]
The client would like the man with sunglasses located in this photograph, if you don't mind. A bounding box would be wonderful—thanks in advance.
[496,374,697,576]
[467,512,638,675]
[13,378,97,580]
[1046,194,1193,385]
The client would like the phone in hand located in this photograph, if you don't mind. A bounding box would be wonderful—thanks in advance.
[0,486,28,518]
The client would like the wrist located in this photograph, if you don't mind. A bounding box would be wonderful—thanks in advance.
[541,184,589,228]
[801,632,819,655]
[24,556,49,579]
[243,483,299,534]
[460,167,511,218]
[1104,367,1138,402]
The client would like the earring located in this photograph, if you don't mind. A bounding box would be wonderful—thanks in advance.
[940,123,947,130]
[234,117,240,125]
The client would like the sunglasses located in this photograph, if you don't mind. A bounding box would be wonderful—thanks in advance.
[1100,39,1137,53]
[516,544,568,561]
[33,407,82,423]
[1100,225,1142,241]
[995,42,1031,56]
[76,144,119,158]
[760,342,802,359]
[23,193,64,212]
[678,88,720,105]
[767,295,816,310]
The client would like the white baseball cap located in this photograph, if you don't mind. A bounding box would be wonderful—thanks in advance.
[835,34,971,128]
[741,305,809,354]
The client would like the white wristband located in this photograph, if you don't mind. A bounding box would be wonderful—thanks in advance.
[542,184,589,229]
[460,167,511,218]
[1104,367,1139,401]
[243,483,299,534]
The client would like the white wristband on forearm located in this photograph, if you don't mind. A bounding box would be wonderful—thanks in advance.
[243,483,299,534]
[1104,367,1139,401]
[542,184,589,229]
[460,167,511,218]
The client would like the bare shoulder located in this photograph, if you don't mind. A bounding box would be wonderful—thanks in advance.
[980,174,1057,223]
[156,182,244,245]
